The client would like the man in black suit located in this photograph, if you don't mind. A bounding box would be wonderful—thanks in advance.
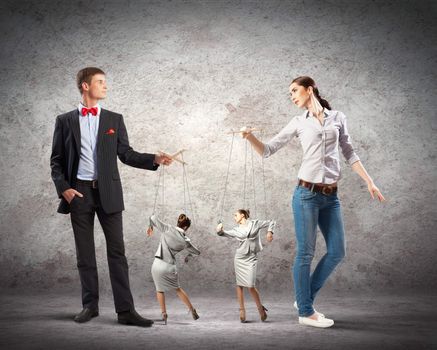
[50,67,172,327]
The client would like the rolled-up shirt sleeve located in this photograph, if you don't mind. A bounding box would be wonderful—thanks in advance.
[263,117,298,158]
[339,113,360,165]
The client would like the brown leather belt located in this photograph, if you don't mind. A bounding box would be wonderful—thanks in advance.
[77,179,98,189]
[298,179,337,195]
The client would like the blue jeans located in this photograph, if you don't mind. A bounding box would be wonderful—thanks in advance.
[292,185,346,317]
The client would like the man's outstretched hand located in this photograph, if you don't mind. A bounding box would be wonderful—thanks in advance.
[154,154,173,166]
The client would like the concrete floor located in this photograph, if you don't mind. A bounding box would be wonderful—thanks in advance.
[1,291,436,350]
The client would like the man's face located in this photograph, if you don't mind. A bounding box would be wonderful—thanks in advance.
[83,73,107,100]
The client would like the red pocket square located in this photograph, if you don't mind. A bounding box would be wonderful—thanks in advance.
[106,128,115,135]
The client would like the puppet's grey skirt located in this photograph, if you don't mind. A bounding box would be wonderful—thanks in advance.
[151,258,180,292]
[234,252,258,287]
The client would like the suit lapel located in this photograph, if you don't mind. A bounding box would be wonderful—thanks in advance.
[96,109,109,154]
[69,110,81,155]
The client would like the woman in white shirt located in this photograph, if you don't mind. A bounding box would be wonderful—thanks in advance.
[216,209,275,323]
[242,76,385,328]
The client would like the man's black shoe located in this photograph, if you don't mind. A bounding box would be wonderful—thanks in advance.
[117,310,154,327]
[74,308,99,323]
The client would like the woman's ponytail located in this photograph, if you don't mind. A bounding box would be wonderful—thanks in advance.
[291,76,332,110]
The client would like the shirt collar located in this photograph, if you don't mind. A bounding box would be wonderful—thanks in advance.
[78,102,101,117]
[305,108,331,119]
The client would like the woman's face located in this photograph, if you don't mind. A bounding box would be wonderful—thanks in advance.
[234,211,245,224]
[289,82,311,109]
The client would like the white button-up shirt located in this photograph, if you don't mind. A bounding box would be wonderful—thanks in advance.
[263,109,360,184]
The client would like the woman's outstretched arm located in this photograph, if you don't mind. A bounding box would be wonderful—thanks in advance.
[216,223,239,238]
[351,161,386,202]
[245,133,265,156]
[242,117,298,158]
[149,214,171,232]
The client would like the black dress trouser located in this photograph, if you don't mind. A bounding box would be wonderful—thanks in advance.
[69,180,134,313]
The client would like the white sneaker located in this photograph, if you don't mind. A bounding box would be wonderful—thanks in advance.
[299,315,334,328]
[293,301,325,318]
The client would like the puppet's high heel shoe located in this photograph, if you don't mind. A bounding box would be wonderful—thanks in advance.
[162,312,168,325]
[239,308,246,323]
[190,308,199,320]
[258,305,268,322]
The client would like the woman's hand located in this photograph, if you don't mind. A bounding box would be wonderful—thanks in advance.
[240,126,252,139]
[266,231,273,242]
[367,182,386,202]
[216,223,224,232]
[239,127,265,156]
[146,227,154,236]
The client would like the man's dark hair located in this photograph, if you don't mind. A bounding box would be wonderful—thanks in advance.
[76,67,105,94]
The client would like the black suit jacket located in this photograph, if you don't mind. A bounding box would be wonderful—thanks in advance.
[50,108,158,214]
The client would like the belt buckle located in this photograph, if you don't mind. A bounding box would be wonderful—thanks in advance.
[91,180,97,189]
[322,186,332,195]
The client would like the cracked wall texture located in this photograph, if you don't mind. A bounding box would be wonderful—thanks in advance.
[0,0,436,297]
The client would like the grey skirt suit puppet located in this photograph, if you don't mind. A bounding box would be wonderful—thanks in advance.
[217,219,276,287]
[149,215,200,292]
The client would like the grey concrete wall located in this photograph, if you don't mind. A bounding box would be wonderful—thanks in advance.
[0,0,436,296]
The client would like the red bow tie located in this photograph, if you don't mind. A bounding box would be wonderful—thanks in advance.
[81,107,98,116]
